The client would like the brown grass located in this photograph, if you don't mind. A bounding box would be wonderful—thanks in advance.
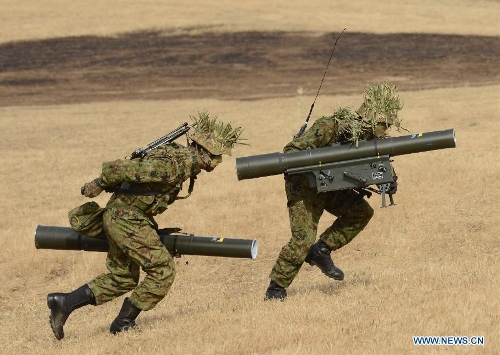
[0,1,498,354]
[1,0,499,43]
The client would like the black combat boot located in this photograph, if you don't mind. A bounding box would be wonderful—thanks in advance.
[47,284,96,340]
[109,297,142,334]
[264,280,287,301]
[305,240,345,280]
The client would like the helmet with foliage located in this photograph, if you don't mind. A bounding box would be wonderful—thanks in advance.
[328,82,405,145]
[187,110,244,156]
[356,82,404,137]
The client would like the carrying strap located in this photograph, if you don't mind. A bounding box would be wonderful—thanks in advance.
[176,149,200,200]
[175,175,196,200]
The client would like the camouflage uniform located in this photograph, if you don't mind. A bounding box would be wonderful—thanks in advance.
[268,82,404,292]
[269,117,375,287]
[88,143,199,310]
[47,111,243,340]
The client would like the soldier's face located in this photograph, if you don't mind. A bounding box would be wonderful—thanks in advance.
[201,152,222,172]
[208,155,222,169]
[374,123,389,138]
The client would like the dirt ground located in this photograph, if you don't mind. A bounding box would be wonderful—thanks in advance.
[1,30,499,106]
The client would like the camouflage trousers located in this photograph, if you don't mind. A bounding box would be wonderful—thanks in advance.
[270,175,374,288]
[88,206,175,311]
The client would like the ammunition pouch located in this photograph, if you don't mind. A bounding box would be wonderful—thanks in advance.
[68,201,105,237]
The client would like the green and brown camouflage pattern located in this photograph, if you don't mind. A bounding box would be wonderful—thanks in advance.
[99,143,198,190]
[98,142,200,217]
[284,116,342,152]
[269,175,374,287]
[88,207,175,311]
[87,143,199,310]
[270,101,389,288]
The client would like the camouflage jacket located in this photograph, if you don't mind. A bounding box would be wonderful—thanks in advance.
[98,143,200,217]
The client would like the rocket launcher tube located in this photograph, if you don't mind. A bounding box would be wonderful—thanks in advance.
[235,129,456,180]
[35,225,258,260]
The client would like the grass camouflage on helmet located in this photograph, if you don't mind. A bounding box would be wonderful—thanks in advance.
[327,82,406,145]
[357,82,405,132]
[187,110,244,156]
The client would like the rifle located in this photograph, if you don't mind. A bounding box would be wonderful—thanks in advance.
[235,129,456,207]
[128,121,194,159]
[35,225,258,259]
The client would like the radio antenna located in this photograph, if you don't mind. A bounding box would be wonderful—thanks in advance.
[294,28,346,139]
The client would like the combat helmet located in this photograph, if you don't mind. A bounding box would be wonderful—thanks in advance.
[356,82,404,138]
[187,110,244,156]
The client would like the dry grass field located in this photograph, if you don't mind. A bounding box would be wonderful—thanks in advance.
[0,1,499,354]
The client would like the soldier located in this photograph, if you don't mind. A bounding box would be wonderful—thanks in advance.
[265,83,404,300]
[47,111,243,339]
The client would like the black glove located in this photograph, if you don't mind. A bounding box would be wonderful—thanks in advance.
[388,175,398,195]
[81,178,104,198]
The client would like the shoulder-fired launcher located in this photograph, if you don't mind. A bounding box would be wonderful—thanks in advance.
[235,129,456,207]
[35,225,258,259]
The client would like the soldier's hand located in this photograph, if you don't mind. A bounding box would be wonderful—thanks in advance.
[388,175,398,195]
[81,178,104,197]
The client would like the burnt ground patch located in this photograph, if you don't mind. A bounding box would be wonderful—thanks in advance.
[0,31,498,106]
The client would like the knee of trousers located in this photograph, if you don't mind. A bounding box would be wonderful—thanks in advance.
[133,260,176,309]
[120,277,140,291]
[351,200,375,222]
[278,237,315,265]
[366,201,375,215]
[362,204,375,221]
[143,257,176,283]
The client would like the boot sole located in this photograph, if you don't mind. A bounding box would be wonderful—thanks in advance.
[305,260,344,281]
[110,322,137,334]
